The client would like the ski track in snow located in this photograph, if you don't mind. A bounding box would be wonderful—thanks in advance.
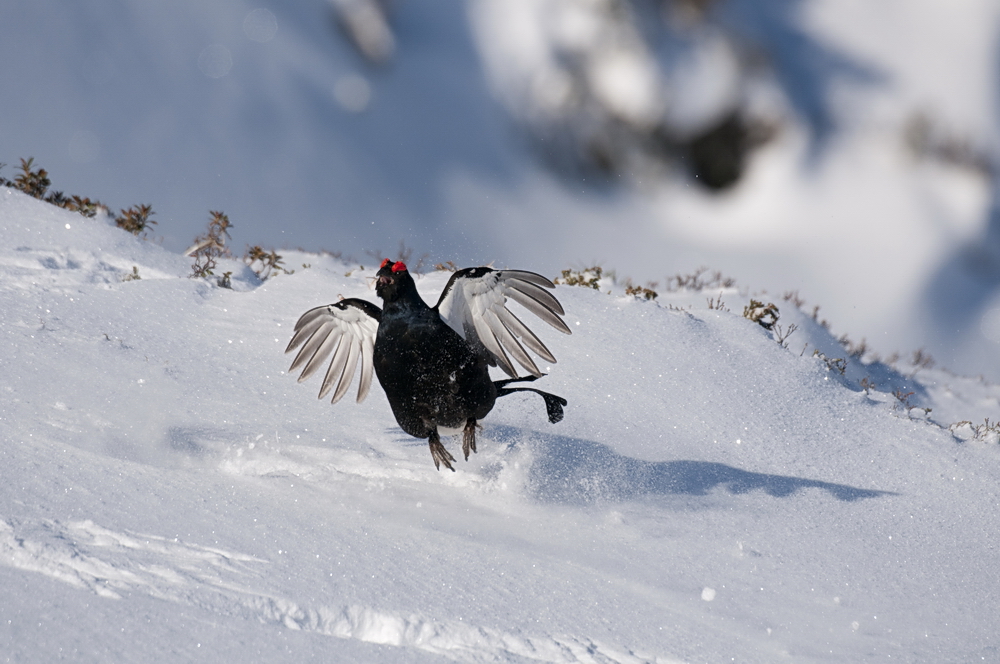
[0,517,676,663]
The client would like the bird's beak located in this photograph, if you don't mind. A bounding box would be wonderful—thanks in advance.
[378,275,392,286]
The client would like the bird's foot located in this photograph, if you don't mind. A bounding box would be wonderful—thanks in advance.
[462,418,479,460]
[428,433,456,472]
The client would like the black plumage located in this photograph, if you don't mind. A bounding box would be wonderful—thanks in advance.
[285,259,570,470]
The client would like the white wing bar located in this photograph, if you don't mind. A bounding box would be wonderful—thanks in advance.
[285,300,380,403]
[438,269,571,378]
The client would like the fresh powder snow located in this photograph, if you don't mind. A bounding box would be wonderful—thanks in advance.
[2,189,999,662]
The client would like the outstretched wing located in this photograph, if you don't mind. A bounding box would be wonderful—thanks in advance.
[285,298,381,404]
[435,268,571,378]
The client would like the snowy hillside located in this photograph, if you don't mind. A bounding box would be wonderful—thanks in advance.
[3,0,1000,382]
[3,190,1000,662]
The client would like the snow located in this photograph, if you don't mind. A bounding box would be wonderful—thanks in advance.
[3,189,1000,662]
[3,0,1000,383]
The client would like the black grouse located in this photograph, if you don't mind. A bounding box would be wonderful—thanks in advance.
[285,259,571,470]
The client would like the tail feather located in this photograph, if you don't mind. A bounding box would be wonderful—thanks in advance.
[494,377,567,424]
[493,375,540,389]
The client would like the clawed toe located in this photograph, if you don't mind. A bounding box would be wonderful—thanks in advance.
[429,434,456,472]
[462,419,479,460]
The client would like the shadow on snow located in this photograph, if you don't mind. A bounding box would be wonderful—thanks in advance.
[486,425,894,505]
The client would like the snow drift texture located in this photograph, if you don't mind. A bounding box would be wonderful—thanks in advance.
[2,188,1000,662]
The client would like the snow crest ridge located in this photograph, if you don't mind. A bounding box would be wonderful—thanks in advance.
[0,517,681,663]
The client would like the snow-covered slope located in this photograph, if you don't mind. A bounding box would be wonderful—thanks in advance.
[2,190,999,662]
[3,0,1000,382]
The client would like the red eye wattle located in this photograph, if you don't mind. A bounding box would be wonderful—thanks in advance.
[391,261,407,273]
[380,258,391,269]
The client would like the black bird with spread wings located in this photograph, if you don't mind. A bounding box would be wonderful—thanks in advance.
[285,259,571,470]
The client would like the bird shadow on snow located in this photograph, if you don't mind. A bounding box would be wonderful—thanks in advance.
[485,425,895,505]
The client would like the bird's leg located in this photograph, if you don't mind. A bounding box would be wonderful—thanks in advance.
[462,418,478,460]
[428,430,456,472]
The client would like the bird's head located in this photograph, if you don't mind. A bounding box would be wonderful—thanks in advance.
[375,258,412,302]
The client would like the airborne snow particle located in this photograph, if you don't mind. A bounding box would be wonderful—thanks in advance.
[980,307,1000,343]
[334,74,372,112]
[244,8,278,43]
[198,44,233,78]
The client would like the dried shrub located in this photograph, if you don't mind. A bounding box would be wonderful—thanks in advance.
[905,112,993,177]
[4,157,118,222]
[245,245,289,280]
[555,266,603,289]
[782,290,805,308]
[813,350,846,375]
[115,204,157,237]
[743,300,779,330]
[840,336,870,361]
[706,294,728,311]
[773,322,798,348]
[188,211,233,279]
[665,267,736,292]
[910,348,935,373]
[12,158,51,198]
[949,419,1000,444]
[625,283,658,300]
[62,195,106,218]
[893,389,931,417]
